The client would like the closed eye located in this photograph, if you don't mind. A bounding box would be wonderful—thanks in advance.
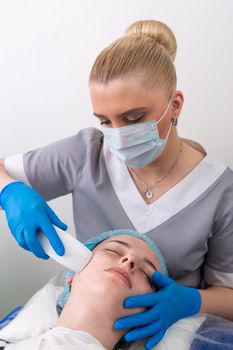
[140,269,153,286]
[106,249,121,255]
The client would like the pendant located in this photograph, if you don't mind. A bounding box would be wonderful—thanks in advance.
[145,189,153,199]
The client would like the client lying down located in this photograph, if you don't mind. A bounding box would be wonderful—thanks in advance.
[0,229,166,350]
[0,229,233,350]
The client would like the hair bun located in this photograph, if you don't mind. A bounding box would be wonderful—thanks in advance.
[125,20,177,62]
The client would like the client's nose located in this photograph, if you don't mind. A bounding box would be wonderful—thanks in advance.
[120,254,137,271]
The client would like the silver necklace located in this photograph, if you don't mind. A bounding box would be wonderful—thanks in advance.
[129,141,184,199]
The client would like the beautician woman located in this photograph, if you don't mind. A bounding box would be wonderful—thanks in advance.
[1,20,233,350]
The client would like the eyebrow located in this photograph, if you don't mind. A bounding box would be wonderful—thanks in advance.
[106,239,158,271]
[93,107,148,119]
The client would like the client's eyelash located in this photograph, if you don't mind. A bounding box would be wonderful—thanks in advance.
[106,249,121,255]
[141,270,153,286]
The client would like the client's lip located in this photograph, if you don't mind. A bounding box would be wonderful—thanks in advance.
[105,267,132,289]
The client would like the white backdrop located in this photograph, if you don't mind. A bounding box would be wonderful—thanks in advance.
[0,0,232,318]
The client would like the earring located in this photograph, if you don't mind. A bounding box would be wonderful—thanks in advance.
[171,116,178,126]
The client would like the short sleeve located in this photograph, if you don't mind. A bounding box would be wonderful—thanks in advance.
[204,168,233,288]
[23,128,103,201]
[4,153,31,186]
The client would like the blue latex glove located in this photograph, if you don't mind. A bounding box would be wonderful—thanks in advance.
[0,181,68,259]
[115,271,201,350]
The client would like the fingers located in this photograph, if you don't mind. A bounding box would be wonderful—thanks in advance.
[23,227,49,259]
[124,320,163,342]
[14,225,30,251]
[124,292,160,308]
[152,272,172,288]
[45,204,68,231]
[115,306,161,329]
[40,220,65,256]
[144,328,166,350]
[13,206,65,257]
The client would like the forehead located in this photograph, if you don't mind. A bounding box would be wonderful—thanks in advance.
[94,234,160,268]
[89,78,167,116]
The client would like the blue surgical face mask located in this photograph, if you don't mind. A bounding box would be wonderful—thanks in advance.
[102,95,176,169]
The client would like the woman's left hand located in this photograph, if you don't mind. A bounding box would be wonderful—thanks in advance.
[114,272,201,350]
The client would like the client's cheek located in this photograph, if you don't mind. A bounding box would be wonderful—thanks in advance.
[121,286,156,316]
[133,283,155,296]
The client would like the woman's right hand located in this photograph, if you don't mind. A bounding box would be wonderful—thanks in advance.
[0,181,68,259]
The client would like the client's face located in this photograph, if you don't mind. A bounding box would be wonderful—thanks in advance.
[69,235,160,318]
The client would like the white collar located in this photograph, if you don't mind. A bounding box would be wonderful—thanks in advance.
[103,140,226,233]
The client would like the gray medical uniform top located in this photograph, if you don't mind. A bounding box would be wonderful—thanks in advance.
[5,128,233,289]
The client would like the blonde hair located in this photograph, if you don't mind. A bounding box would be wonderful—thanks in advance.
[89,20,177,97]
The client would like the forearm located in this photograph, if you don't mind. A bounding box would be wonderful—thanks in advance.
[0,158,17,191]
[199,286,233,320]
